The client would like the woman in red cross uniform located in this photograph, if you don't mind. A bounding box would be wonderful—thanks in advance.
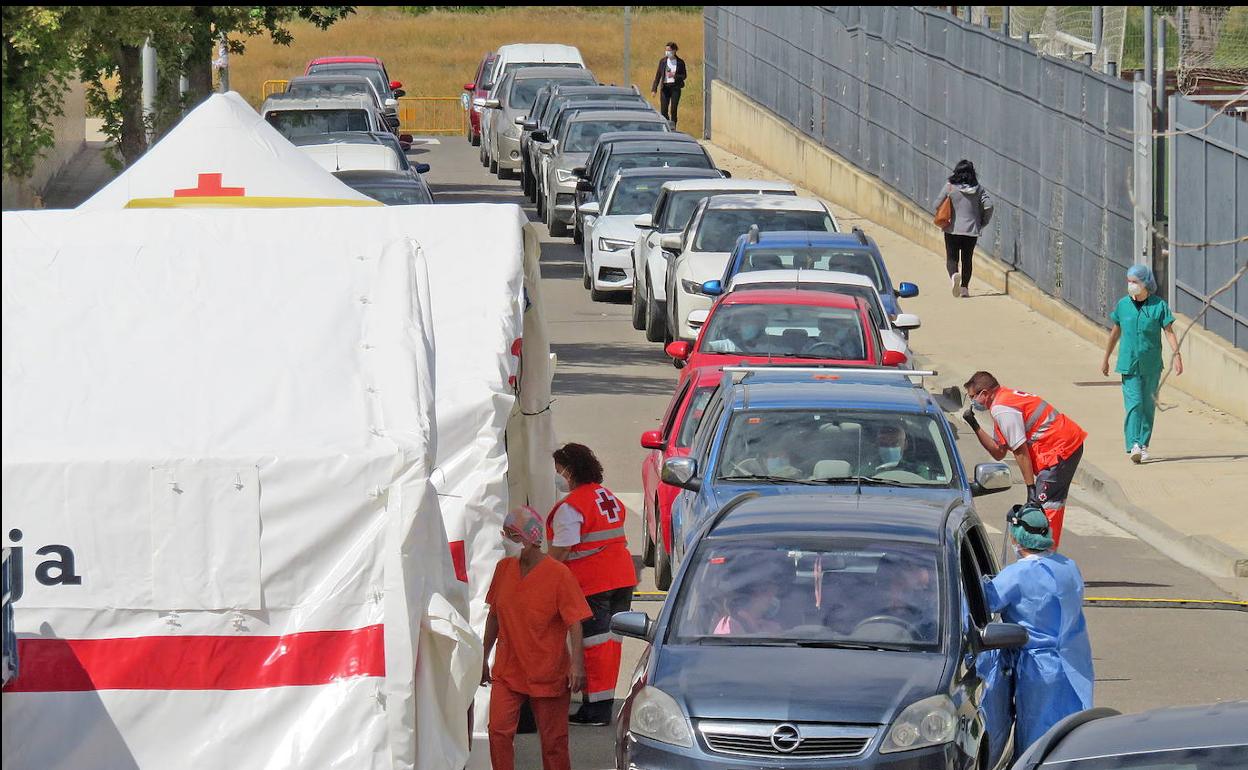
[546,443,637,726]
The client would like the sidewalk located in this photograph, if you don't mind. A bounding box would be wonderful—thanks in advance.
[703,143,1248,582]
[40,119,117,209]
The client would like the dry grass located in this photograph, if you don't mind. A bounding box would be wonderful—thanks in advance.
[230,6,705,136]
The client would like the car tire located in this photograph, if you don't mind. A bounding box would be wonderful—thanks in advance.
[642,503,656,568]
[591,287,613,302]
[572,222,583,246]
[489,157,499,175]
[645,280,666,343]
[480,146,488,167]
[630,283,647,330]
[655,521,673,591]
[550,214,569,239]
[536,192,545,219]
[470,131,480,147]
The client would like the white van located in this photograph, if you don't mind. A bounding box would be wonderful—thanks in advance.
[478,44,586,157]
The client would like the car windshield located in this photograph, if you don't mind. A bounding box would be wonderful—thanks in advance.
[668,537,941,650]
[601,152,711,189]
[737,247,884,290]
[1041,746,1247,770]
[715,410,955,487]
[349,183,432,205]
[308,64,387,95]
[266,109,371,138]
[511,77,594,109]
[701,303,868,360]
[606,177,666,216]
[504,61,583,76]
[565,119,665,152]
[676,386,717,448]
[288,81,374,103]
[695,209,836,252]
[732,282,887,330]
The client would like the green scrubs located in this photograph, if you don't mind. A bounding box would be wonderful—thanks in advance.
[1109,294,1175,451]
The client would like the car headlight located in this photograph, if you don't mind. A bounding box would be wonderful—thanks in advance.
[598,237,632,253]
[680,278,704,295]
[628,686,693,748]
[556,169,577,184]
[879,694,957,754]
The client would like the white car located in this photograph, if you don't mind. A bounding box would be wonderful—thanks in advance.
[296,141,403,172]
[579,167,722,301]
[713,270,920,365]
[630,178,797,342]
[662,194,841,342]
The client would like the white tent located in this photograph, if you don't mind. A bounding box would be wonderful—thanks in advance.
[1,206,488,770]
[77,92,377,209]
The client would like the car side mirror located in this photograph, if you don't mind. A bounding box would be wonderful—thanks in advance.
[523,120,538,131]
[576,179,594,192]
[610,611,654,642]
[665,340,692,361]
[464,82,476,91]
[979,622,1028,650]
[893,313,921,330]
[514,115,527,125]
[572,166,587,178]
[640,430,665,450]
[530,130,548,143]
[661,457,701,492]
[721,170,732,178]
[384,97,398,109]
[882,350,907,367]
[970,462,1011,497]
[392,89,406,99]
[473,98,486,109]
[484,98,501,109]
[634,213,653,230]
[701,280,723,296]
[399,133,414,144]
[578,200,600,216]
[390,80,403,90]
[897,281,919,298]
[414,162,430,174]
[659,233,683,253]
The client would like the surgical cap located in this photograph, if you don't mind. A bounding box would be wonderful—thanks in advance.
[1127,263,1157,293]
[1009,505,1055,552]
[503,506,544,546]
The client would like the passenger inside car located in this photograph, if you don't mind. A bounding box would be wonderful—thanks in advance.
[709,556,793,635]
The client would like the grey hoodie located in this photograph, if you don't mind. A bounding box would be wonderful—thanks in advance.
[935,182,993,237]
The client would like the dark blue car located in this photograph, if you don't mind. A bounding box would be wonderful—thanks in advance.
[661,368,1013,571]
[708,229,919,318]
[610,492,1028,769]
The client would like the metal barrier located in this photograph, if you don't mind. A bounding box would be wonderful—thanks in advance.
[261,79,289,100]
[398,96,468,135]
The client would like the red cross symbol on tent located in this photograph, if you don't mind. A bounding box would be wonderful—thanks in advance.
[174,172,246,198]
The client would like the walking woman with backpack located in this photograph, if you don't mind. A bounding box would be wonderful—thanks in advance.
[934,159,994,297]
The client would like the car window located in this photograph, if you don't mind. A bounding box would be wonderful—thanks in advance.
[659,189,796,232]
[702,303,867,360]
[510,76,594,110]
[565,120,666,152]
[650,190,669,223]
[736,247,884,290]
[690,385,725,458]
[960,538,990,627]
[503,61,583,77]
[348,183,433,205]
[668,536,942,649]
[288,81,375,103]
[729,282,886,331]
[675,386,717,449]
[308,64,387,96]
[715,409,955,487]
[266,109,371,139]
[606,177,666,217]
[659,379,693,441]
[600,153,711,190]
[694,209,836,253]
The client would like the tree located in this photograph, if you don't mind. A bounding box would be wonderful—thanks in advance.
[2,7,77,178]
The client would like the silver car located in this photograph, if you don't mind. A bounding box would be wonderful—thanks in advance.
[482,66,594,179]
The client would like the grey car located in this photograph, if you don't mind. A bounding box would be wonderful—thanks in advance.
[482,66,595,179]
[537,108,667,237]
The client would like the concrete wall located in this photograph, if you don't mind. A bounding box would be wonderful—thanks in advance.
[711,80,1248,422]
[2,81,87,210]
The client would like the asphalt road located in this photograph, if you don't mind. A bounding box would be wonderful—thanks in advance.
[419,136,1248,770]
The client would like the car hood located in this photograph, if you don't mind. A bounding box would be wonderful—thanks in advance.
[680,250,732,281]
[555,151,590,170]
[592,215,640,240]
[651,645,947,724]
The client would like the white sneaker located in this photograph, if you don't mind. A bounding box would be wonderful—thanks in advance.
[951,273,960,297]
[1140,446,1151,462]
[1129,444,1142,464]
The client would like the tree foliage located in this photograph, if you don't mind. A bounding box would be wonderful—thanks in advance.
[2,7,77,178]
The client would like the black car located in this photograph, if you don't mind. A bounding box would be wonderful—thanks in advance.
[611,492,1027,770]
[334,169,434,205]
[1012,701,1248,770]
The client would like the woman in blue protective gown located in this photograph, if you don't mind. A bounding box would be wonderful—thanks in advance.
[984,505,1094,758]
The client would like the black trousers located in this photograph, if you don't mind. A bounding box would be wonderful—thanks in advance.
[660,84,682,125]
[944,233,977,287]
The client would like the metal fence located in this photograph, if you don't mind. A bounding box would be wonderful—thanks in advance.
[705,5,1143,327]
[1168,95,1248,349]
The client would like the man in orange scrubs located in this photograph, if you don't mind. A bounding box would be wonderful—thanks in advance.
[483,506,591,770]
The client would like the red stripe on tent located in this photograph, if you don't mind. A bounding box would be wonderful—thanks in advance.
[3,625,385,693]
[449,540,468,583]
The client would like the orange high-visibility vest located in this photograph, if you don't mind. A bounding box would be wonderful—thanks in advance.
[547,483,637,596]
[992,388,1087,471]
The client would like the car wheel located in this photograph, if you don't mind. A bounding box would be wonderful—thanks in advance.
[645,280,666,343]
[590,287,613,302]
[582,258,592,289]
[536,192,545,219]
[489,157,499,175]
[470,131,480,147]
[630,282,647,330]
[480,146,488,167]
[572,222,583,246]
[655,520,673,591]
[642,502,656,568]
[550,213,569,238]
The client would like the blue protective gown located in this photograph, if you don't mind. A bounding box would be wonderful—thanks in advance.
[984,553,1094,758]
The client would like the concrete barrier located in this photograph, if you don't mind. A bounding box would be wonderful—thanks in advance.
[710,80,1248,422]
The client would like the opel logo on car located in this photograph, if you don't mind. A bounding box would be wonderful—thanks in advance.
[770,723,802,753]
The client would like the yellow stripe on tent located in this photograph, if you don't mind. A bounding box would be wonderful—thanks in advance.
[125,196,382,209]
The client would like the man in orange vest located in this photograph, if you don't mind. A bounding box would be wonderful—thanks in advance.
[962,371,1087,548]
[546,443,638,726]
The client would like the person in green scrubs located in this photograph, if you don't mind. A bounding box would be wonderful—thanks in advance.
[1101,264,1183,463]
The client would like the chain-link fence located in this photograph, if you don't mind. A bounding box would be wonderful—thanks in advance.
[705,5,1139,327]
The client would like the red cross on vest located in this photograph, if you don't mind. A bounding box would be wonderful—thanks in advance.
[174,173,246,198]
[595,488,622,523]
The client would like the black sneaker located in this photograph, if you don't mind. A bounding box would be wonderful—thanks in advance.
[569,703,612,726]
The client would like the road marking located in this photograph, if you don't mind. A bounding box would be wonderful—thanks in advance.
[407,137,441,145]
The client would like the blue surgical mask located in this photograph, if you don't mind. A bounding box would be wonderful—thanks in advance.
[971,399,989,413]
[880,446,902,464]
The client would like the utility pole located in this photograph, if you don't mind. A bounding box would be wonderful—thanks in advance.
[623,7,632,89]
[141,38,157,140]
[1001,6,1011,36]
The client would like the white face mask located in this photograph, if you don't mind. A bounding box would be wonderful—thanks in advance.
[1127,282,1144,298]
[666,50,675,59]
[554,472,570,496]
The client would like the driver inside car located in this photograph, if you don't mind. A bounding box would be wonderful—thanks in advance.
[853,553,937,643]
[859,423,937,480]
[705,308,771,354]
[815,315,863,359]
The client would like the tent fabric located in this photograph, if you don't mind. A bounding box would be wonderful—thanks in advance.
[1,206,485,770]
[77,92,377,210]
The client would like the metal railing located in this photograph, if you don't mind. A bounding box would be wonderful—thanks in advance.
[261,79,289,100]
[397,96,468,135]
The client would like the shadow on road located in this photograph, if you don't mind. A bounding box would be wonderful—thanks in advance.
[553,342,672,369]
[553,371,675,396]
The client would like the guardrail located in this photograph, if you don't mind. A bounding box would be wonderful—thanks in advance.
[397,96,467,135]
[261,79,289,100]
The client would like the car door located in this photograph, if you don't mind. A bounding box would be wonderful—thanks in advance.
[669,382,724,566]
[666,198,707,335]
[645,377,693,540]
[636,189,667,292]
[962,524,1012,768]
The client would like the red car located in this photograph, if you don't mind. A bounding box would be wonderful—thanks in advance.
[664,289,905,382]
[640,365,722,590]
[464,53,498,146]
